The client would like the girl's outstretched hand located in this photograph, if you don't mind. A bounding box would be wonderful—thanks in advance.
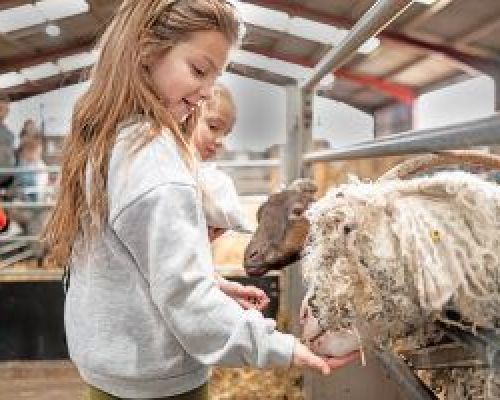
[292,339,360,375]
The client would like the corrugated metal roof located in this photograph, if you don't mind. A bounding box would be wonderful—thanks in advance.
[0,0,498,111]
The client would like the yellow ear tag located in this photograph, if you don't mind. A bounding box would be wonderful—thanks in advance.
[430,230,441,243]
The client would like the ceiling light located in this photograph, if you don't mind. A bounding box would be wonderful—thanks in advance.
[231,49,311,81]
[0,72,27,89]
[359,37,381,54]
[288,17,342,45]
[0,0,88,33]
[45,23,60,37]
[0,4,44,33]
[57,51,98,72]
[36,0,89,21]
[413,0,437,4]
[20,62,61,81]
[230,49,334,86]
[235,2,379,53]
[236,2,289,32]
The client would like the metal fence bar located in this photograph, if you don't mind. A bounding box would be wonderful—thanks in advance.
[0,249,34,269]
[303,114,500,163]
[301,0,414,91]
[215,159,280,168]
[0,268,62,278]
[0,236,40,243]
[0,166,61,174]
[0,241,28,255]
[1,202,55,208]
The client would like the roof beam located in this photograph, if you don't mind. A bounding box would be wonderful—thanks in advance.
[335,69,415,105]
[301,0,414,90]
[250,47,416,104]
[3,67,89,101]
[241,0,498,73]
[0,1,31,11]
[403,0,453,31]
[0,40,95,74]
[455,17,500,46]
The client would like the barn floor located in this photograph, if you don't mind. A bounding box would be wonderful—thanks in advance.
[0,361,85,400]
[0,361,304,400]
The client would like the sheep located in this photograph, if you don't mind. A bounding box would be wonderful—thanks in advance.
[244,151,500,399]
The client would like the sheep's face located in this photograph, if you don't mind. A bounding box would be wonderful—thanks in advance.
[300,288,360,357]
[244,184,316,276]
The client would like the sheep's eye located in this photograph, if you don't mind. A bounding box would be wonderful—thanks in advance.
[343,223,357,235]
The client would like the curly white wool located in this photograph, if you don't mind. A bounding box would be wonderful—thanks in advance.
[302,171,500,346]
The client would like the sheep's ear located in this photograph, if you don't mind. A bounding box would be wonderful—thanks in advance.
[288,178,318,195]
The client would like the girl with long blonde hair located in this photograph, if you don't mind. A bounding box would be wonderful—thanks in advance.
[43,1,358,398]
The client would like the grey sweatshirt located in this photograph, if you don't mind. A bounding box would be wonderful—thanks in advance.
[65,121,295,399]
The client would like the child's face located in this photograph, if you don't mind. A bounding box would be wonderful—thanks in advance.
[150,30,231,123]
[21,146,42,163]
[193,103,233,160]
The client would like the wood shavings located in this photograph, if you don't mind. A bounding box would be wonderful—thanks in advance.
[210,367,304,400]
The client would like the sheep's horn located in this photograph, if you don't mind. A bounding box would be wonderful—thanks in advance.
[288,178,318,194]
[378,150,500,181]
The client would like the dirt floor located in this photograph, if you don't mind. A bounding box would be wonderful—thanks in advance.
[0,361,85,400]
[0,361,304,400]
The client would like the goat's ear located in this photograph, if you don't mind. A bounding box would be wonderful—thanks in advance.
[288,178,318,195]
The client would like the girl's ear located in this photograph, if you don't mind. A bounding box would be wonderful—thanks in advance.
[140,53,156,69]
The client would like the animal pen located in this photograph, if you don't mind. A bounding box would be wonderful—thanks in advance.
[219,0,500,398]
[1,0,500,399]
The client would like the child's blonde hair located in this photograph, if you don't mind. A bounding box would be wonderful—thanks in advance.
[17,135,43,160]
[43,0,241,267]
[204,82,236,130]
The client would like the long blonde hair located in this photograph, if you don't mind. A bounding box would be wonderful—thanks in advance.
[43,0,240,267]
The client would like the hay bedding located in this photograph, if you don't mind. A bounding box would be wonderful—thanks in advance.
[210,367,304,400]
[301,171,500,398]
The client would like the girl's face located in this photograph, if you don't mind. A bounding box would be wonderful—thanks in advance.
[193,102,233,160]
[150,30,231,123]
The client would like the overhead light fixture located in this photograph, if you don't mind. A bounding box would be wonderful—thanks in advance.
[231,49,310,81]
[20,62,61,81]
[230,49,334,86]
[0,0,88,33]
[36,0,89,20]
[413,0,437,4]
[359,37,381,54]
[57,50,98,72]
[0,72,27,89]
[236,2,289,32]
[0,4,44,33]
[235,2,379,54]
[45,23,61,37]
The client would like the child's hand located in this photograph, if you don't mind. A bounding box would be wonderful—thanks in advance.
[292,339,360,375]
[219,280,270,311]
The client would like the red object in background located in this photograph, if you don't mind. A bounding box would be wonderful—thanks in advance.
[0,208,7,231]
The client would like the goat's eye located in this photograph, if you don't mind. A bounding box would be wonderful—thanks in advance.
[290,206,304,218]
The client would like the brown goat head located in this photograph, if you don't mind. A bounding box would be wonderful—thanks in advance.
[244,179,317,276]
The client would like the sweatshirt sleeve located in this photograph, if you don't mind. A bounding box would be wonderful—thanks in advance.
[112,182,295,368]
